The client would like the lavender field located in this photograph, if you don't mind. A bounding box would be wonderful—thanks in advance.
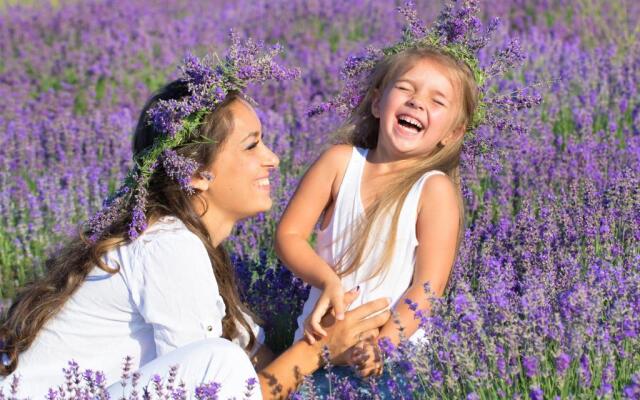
[1,0,639,398]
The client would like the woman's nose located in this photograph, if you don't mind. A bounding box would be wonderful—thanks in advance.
[264,146,280,169]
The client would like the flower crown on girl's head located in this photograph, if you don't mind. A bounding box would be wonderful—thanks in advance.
[86,32,299,242]
[308,0,541,135]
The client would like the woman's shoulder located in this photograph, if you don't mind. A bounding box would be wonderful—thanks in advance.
[117,216,212,286]
[139,215,191,238]
[130,216,206,258]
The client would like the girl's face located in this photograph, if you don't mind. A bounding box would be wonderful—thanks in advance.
[372,57,464,159]
[201,99,279,221]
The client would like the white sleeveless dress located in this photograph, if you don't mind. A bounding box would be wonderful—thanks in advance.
[294,146,445,343]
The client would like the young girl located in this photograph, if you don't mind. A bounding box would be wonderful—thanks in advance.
[276,45,478,376]
[0,45,390,398]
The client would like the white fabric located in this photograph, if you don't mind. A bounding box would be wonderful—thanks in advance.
[107,338,259,399]
[1,216,262,398]
[295,146,445,342]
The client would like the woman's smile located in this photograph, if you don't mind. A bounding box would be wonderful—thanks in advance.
[255,176,271,191]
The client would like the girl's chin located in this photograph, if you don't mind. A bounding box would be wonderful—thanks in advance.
[388,134,426,155]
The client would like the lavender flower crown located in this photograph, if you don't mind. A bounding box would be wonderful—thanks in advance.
[86,32,299,242]
[309,0,541,135]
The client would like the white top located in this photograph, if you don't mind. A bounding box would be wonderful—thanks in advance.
[2,216,262,396]
[295,147,445,342]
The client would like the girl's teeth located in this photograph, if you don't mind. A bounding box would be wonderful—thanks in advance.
[257,178,269,186]
[398,115,423,130]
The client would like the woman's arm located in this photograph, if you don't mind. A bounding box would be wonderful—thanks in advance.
[378,174,460,344]
[257,296,390,399]
[252,345,276,372]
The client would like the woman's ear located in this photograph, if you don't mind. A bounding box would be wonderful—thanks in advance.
[371,89,381,118]
[190,171,215,192]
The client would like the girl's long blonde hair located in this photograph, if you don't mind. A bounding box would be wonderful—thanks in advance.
[333,46,478,285]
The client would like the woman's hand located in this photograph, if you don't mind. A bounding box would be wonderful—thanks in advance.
[348,338,383,377]
[257,293,390,399]
[314,294,390,366]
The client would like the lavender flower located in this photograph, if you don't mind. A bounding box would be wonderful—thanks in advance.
[555,352,571,375]
[529,386,543,400]
[160,150,200,194]
[522,355,539,378]
[2,0,640,398]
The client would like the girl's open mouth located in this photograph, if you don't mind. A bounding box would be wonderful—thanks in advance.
[396,114,424,135]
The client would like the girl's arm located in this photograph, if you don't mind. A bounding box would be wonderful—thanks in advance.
[276,145,353,334]
[377,174,460,344]
[257,296,391,399]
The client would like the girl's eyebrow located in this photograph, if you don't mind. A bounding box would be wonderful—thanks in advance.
[396,78,416,86]
[397,78,450,99]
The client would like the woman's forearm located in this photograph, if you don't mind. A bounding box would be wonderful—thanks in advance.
[252,345,276,372]
[257,296,391,398]
[258,339,322,399]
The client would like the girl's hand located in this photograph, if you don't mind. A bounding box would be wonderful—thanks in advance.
[303,277,349,344]
[348,339,383,377]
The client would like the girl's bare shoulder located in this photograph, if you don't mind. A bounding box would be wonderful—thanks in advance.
[316,144,353,165]
[315,144,354,195]
[418,173,458,213]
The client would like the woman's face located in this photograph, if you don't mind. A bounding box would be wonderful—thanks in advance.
[202,99,279,221]
[372,57,463,159]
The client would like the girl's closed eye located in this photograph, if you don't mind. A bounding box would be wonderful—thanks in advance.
[395,84,411,91]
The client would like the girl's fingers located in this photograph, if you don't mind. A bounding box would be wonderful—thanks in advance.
[309,300,330,336]
[304,330,316,345]
[343,286,360,308]
[332,292,345,320]
[310,317,327,337]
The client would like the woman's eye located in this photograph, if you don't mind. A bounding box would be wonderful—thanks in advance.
[246,141,259,150]
[434,99,445,106]
[396,85,410,91]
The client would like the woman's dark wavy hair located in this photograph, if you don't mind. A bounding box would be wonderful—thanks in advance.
[0,81,258,375]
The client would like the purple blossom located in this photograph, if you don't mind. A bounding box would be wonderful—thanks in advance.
[522,355,539,378]
[161,149,200,194]
[2,0,640,399]
[555,353,571,375]
[529,386,543,400]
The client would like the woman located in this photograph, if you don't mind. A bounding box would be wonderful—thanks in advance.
[0,42,390,399]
